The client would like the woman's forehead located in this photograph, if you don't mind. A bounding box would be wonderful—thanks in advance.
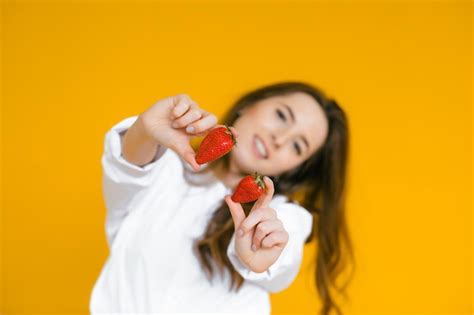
[267,92,317,109]
[258,92,322,114]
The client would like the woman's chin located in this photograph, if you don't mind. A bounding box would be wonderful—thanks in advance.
[233,155,264,175]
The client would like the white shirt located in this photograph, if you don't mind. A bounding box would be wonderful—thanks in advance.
[89,115,313,314]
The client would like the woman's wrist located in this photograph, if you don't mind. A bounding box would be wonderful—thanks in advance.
[121,115,162,167]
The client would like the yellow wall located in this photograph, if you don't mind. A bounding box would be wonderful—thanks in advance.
[2,1,472,314]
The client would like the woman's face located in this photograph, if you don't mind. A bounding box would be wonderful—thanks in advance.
[230,92,329,176]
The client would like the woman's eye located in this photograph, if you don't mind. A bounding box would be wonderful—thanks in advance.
[276,109,287,122]
[293,142,302,155]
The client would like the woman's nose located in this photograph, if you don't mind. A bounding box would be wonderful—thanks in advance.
[271,134,279,148]
[271,132,289,149]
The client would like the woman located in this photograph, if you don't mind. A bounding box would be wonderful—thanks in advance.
[90,81,354,315]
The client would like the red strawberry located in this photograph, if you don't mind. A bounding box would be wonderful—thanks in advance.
[231,172,267,203]
[195,126,237,165]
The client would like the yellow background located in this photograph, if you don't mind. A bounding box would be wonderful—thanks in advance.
[1,0,472,314]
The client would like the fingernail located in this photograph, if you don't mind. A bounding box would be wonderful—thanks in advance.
[238,229,244,237]
[251,244,257,251]
[186,126,195,133]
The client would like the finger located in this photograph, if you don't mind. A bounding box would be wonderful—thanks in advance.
[183,150,201,171]
[224,195,246,236]
[171,140,201,171]
[261,231,289,249]
[240,207,277,235]
[185,112,218,134]
[191,124,231,137]
[171,108,203,130]
[252,176,275,211]
[171,95,195,119]
[252,219,282,251]
[193,131,208,137]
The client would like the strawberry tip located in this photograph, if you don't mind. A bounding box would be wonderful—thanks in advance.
[224,125,238,146]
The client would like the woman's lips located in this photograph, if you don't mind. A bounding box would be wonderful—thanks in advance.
[252,135,269,159]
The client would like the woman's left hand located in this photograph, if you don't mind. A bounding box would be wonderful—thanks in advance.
[224,177,289,273]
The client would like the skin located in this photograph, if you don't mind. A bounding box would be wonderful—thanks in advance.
[139,93,329,273]
[213,92,329,188]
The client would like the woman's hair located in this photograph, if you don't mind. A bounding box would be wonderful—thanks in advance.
[191,81,355,315]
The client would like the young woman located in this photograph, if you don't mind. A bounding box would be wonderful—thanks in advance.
[90,81,354,315]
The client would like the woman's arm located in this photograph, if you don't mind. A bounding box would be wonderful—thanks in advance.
[120,115,162,168]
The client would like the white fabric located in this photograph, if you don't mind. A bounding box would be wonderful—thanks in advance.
[89,115,313,314]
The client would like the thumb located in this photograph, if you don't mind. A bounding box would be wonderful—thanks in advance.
[173,141,201,171]
[182,150,201,171]
[224,195,246,232]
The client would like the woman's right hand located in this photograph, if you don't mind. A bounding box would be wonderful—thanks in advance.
[139,94,231,171]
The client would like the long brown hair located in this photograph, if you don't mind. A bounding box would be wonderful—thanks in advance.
[192,81,355,315]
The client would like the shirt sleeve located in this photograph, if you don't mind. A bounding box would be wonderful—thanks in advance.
[101,115,183,248]
[226,198,313,293]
